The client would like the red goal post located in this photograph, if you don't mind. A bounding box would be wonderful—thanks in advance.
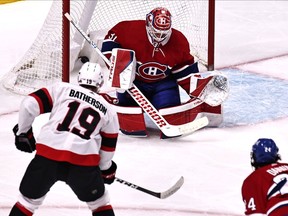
[1,0,215,95]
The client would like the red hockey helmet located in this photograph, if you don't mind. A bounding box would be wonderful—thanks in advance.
[146,7,172,46]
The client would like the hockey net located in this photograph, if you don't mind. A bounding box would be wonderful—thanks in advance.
[1,0,215,95]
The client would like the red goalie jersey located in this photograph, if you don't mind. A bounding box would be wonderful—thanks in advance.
[101,19,197,85]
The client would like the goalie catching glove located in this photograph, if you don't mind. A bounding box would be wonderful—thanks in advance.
[12,124,36,153]
[181,71,229,107]
[101,161,117,184]
[198,73,229,106]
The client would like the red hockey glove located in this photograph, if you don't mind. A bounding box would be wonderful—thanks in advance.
[12,124,36,153]
[101,161,117,184]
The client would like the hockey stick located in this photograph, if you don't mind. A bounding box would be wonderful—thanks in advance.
[65,13,208,137]
[115,176,184,199]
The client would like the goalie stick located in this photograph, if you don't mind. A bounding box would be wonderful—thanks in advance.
[115,176,184,199]
[65,13,208,138]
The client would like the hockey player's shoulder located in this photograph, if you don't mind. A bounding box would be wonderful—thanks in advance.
[45,81,69,92]
[171,28,189,44]
[116,20,144,27]
[50,82,88,96]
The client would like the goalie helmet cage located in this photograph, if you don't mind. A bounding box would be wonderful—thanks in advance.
[1,0,215,95]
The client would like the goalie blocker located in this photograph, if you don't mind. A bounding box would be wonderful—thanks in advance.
[107,48,135,90]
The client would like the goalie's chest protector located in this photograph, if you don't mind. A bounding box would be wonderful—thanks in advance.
[110,20,193,83]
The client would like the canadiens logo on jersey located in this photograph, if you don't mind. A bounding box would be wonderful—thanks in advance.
[137,62,168,82]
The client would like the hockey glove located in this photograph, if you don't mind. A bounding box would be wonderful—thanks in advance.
[101,161,117,184]
[213,75,228,92]
[12,124,36,153]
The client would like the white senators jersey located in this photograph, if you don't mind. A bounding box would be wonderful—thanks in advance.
[17,82,119,168]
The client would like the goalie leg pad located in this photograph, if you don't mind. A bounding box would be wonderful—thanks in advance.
[117,113,147,137]
[202,103,223,127]
[202,103,222,114]
[159,99,223,128]
[159,98,203,125]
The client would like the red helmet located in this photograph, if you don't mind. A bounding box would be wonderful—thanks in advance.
[146,7,172,46]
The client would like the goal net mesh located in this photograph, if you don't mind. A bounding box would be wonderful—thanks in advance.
[1,0,212,95]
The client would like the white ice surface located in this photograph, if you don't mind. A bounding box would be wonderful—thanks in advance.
[0,1,288,215]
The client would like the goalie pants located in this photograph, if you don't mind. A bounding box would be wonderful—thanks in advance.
[117,78,181,109]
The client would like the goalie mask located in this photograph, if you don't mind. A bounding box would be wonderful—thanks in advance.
[251,138,281,169]
[78,62,104,91]
[146,7,172,47]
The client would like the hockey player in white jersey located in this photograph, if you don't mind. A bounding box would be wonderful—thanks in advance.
[9,62,119,216]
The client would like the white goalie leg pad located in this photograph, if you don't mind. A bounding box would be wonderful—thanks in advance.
[159,98,203,116]
[203,111,223,127]
[107,48,136,90]
[159,98,223,127]
[115,105,147,136]
[159,98,203,126]
[17,193,46,213]
[86,188,111,211]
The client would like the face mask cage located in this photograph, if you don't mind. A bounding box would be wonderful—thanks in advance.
[147,23,171,43]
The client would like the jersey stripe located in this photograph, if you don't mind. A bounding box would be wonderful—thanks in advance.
[29,88,53,114]
[100,131,118,151]
[36,143,101,166]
